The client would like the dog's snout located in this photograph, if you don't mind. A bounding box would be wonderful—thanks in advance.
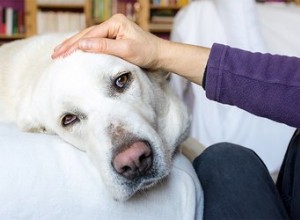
[113,141,153,180]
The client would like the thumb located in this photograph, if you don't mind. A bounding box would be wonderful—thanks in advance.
[78,38,125,57]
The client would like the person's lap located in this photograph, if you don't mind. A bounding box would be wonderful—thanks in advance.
[193,140,299,219]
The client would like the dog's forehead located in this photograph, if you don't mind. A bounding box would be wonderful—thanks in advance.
[52,51,138,78]
[49,51,144,105]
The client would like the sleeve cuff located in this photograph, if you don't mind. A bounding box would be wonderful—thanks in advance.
[205,43,228,102]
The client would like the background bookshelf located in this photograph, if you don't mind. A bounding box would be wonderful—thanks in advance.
[0,0,138,44]
[137,0,188,38]
[29,0,138,35]
[25,0,93,36]
[1,0,299,45]
[0,0,25,44]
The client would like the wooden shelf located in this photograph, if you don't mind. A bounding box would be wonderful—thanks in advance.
[149,23,173,32]
[38,3,84,7]
[0,34,26,40]
[37,3,85,10]
[0,34,26,45]
[150,5,182,10]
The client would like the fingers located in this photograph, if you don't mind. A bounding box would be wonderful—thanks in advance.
[77,37,129,58]
[51,15,124,59]
[52,26,95,58]
[51,25,107,58]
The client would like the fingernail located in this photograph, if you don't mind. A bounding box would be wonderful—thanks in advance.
[51,51,59,59]
[54,44,62,52]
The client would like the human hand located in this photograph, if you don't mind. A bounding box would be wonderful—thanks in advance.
[52,13,210,85]
[51,14,166,70]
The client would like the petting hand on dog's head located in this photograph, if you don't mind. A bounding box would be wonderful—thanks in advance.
[51,14,210,86]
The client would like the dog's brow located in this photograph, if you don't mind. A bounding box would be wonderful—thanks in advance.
[59,103,87,120]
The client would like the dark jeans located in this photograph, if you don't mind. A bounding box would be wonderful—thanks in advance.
[193,129,300,220]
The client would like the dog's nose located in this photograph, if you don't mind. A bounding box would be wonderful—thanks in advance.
[113,141,153,180]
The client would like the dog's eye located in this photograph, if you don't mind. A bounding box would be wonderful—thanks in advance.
[115,72,131,89]
[62,114,79,127]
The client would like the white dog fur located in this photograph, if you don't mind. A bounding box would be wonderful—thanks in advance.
[0,34,190,201]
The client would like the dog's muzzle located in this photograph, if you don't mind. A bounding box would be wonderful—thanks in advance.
[112,141,153,180]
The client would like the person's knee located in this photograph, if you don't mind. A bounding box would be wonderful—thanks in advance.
[193,142,256,166]
[193,143,289,219]
[193,142,265,181]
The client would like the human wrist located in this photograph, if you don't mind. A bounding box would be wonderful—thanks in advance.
[155,39,177,71]
[158,41,210,85]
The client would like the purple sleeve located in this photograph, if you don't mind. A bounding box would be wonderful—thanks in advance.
[205,43,300,128]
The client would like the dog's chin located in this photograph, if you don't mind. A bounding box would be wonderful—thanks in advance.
[112,169,170,202]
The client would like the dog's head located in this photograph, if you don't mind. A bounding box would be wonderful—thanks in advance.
[21,51,190,201]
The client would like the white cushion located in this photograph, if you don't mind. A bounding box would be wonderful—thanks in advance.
[0,122,203,220]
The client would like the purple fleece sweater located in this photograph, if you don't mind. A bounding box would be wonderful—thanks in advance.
[205,43,300,128]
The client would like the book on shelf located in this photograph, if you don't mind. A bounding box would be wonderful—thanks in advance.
[0,0,25,36]
[5,7,12,35]
[93,0,112,22]
[35,0,87,34]
[92,0,137,23]
[0,6,5,34]
[37,11,85,34]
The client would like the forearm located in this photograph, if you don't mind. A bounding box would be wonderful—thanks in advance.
[157,40,210,85]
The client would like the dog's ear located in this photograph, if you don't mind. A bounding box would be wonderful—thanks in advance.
[160,89,191,151]
[146,69,191,151]
[16,114,48,133]
[15,105,50,133]
[146,70,172,85]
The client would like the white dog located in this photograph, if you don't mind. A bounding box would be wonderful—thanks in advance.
[0,34,190,201]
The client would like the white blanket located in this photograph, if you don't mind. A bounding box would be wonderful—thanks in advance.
[0,122,203,219]
[170,0,297,175]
